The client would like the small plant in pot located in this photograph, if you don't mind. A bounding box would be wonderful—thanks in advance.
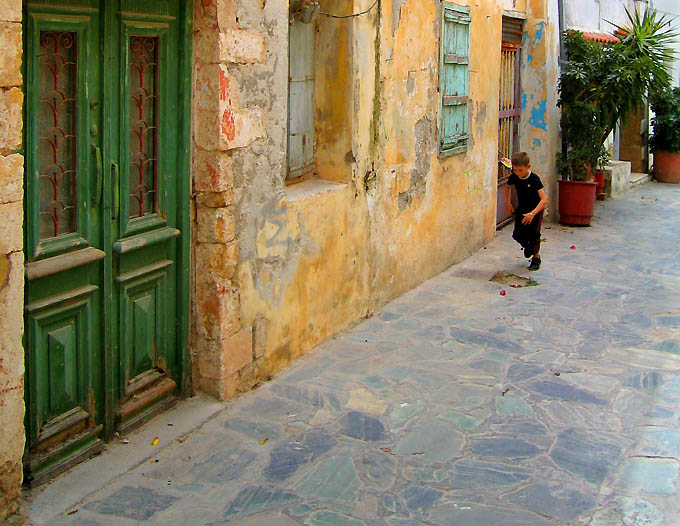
[557,9,676,225]
[555,102,605,225]
[593,149,609,198]
[650,86,680,183]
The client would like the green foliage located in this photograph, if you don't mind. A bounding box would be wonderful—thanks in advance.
[650,87,680,153]
[556,97,609,181]
[557,8,677,180]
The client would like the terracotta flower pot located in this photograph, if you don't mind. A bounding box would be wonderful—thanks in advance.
[594,171,605,195]
[654,150,680,184]
[558,180,597,226]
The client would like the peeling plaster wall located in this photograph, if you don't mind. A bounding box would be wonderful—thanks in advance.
[369,0,500,306]
[519,0,561,221]
[501,0,528,12]
[234,1,372,381]
[315,1,354,184]
[193,0,559,401]
[191,0,284,400]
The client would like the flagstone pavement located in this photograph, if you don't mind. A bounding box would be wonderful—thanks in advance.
[27,182,680,525]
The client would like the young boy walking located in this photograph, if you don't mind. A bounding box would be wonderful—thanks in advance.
[504,152,548,271]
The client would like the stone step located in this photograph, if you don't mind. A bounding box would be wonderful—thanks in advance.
[604,160,631,198]
[630,172,651,188]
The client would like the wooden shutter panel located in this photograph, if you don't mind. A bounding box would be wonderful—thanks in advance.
[502,16,524,43]
[288,20,315,179]
[440,3,470,156]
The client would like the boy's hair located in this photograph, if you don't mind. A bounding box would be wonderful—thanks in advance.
[511,152,531,167]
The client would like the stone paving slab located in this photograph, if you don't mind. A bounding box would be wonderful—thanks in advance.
[26,182,680,525]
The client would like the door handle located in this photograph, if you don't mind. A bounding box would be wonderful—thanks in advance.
[92,146,102,206]
[112,162,120,220]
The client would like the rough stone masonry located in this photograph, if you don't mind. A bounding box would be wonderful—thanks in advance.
[0,0,25,519]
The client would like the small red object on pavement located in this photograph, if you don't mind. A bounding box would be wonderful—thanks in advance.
[570,245,576,250]
[500,290,507,296]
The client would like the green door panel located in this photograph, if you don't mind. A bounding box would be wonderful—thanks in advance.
[132,295,155,375]
[23,0,105,485]
[27,287,95,436]
[46,324,76,414]
[24,4,102,260]
[111,0,182,432]
[23,0,190,485]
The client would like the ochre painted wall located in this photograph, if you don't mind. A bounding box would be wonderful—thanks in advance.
[315,0,354,184]
[232,0,559,385]
[519,0,561,220]
[369,0,500,307]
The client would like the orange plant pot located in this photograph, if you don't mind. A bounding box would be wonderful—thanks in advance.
[654,150,680,184]
[558,180,597,226]
[594,171,605,195]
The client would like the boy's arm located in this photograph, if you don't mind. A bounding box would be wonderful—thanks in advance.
[521,188,547,224]
[504,182,515,214]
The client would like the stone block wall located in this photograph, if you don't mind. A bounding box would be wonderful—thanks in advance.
[191,0,272,400]
[0,0,24,520]
[604,160,632,197]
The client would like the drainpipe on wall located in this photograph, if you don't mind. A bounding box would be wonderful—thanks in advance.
[557,0,566,63]
[557,0,567,162]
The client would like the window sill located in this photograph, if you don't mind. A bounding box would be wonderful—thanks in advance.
[285,177,347,202]
[439,145,468,158]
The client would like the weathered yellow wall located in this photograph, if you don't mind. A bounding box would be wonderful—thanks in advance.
[315,1,354,184]
[238,179,371,375]
[234,0,556,373]
[502,0,528,12]
[369,0,501,305]
[230,0,559,395]
[519,0,561,220]
[230,1,372,384]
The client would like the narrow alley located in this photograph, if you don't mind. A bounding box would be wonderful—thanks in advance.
[24,181,680,525]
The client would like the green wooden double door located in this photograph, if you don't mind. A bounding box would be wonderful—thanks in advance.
[23,0,191,485]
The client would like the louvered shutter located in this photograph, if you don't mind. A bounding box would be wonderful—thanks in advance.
[502,16,524,43]
[440,3,470,156]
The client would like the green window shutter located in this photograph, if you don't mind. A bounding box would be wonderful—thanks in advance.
[440,3,470,157]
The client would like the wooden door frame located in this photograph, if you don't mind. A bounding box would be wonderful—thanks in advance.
[177,0,193,401]
[496,40,522,228]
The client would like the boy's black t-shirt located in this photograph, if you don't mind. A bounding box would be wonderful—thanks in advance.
[508,171,544,214]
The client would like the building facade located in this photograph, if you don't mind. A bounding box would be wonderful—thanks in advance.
[650,0,680,87]
[0,0,561,517]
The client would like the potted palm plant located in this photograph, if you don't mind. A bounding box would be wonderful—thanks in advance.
[650,87,680,183]
[557,9,676,225]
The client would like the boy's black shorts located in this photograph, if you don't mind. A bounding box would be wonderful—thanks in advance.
[512,211,543,256]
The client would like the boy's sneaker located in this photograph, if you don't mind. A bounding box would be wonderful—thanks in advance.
[528,257,541,271]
